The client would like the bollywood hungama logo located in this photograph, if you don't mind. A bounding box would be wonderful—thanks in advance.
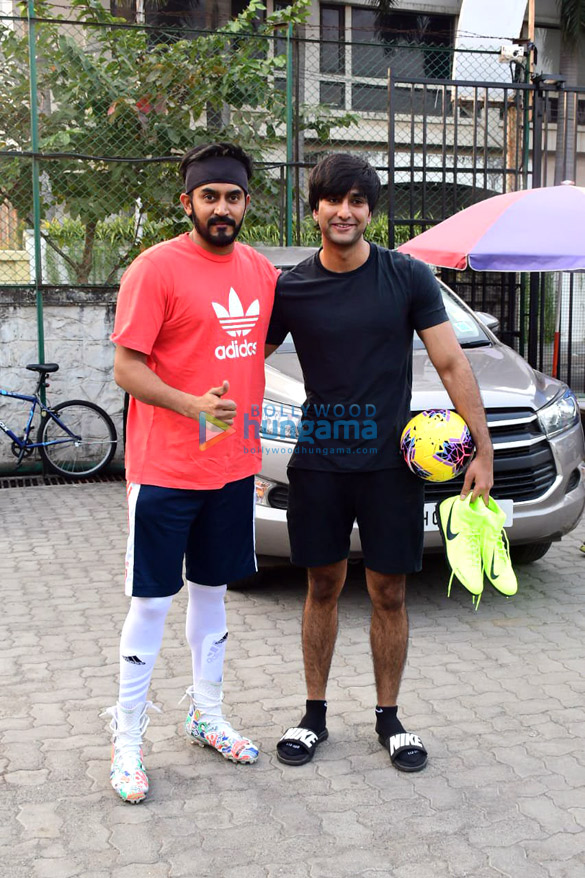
[212,288,260,360]
[199,412,236,451]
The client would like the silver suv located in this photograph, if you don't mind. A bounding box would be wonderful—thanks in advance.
[252,248,585,568]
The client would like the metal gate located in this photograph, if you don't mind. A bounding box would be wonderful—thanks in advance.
[387,73,585,392]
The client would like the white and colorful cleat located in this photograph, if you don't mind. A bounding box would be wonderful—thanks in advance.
[183,682,258,764]
[109,741,149,803]
[102,701,158,803]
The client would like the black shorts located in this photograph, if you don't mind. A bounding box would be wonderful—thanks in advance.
[286,467,424,574]
[125,476,256,597]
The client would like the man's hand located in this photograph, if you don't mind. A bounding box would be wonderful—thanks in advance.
[114,347,238,424]
[460,453,494,505]
[191,380,237,425]
[418,323,494,506]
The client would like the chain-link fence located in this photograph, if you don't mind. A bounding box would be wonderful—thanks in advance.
[0,2,505,289]
[3,3,585,392]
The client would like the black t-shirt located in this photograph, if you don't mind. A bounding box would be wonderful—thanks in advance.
[266,243,449,471]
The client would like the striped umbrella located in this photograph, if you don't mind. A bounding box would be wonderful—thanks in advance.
[397,182,585,374]
[397,182,585,272]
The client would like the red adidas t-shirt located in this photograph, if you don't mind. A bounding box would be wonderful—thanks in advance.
[111,234,278,490]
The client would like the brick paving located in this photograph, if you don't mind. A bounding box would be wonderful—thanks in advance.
[1,481,585,878]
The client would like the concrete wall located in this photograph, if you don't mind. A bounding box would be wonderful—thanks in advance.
[0,288,124,469]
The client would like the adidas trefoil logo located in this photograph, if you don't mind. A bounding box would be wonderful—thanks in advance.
[212,288,259,360]
[212,288,259,338]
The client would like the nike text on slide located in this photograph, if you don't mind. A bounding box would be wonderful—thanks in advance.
[389,733,423,757]
[282,728,318,747]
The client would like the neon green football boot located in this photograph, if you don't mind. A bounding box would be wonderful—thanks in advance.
[437,495,486,602]
[480,497,518,597]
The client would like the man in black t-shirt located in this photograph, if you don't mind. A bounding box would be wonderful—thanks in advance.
[265,154,493,772]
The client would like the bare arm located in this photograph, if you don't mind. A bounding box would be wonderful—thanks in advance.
[419,321,493,502]
[113,345,237,424]
[265,343,279,358]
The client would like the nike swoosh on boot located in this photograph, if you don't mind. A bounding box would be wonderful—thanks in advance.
[446,503,459,540]
[490,555,500,580]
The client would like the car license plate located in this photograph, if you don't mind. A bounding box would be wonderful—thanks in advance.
[424,498,514,532]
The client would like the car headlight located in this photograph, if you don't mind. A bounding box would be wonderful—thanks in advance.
[537,388,580,438]
[260,400,301,441]
[255,475,278,506]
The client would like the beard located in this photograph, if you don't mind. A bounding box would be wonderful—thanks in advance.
[191,209,245,247]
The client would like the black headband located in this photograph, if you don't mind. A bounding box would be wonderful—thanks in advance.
[184,156,249,196]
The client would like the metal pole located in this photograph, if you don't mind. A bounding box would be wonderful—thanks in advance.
[525,0,536,186]
[27,0,45,374]
[528,0,535,59]
[528,272,540,367]
[285,23,293,247]
[527,84,544,366]
[387,67,395,249]
[522,58,531,190]
[293,35,301,246]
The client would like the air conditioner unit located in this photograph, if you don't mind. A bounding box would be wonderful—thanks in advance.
[499,44,525,63]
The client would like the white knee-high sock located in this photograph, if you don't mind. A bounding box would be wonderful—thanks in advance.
[119,595,173,708]
[186,581,228,684]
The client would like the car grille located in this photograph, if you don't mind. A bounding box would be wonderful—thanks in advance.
[266,408,558,509]
[426,407,557,502]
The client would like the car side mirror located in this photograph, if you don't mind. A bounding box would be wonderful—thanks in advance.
[475,311,500,336]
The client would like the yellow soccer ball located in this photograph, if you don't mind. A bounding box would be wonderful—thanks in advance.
[400,409,475,482]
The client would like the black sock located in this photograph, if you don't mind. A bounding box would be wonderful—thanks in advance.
[375,705,404,740]
[300,699,327,735]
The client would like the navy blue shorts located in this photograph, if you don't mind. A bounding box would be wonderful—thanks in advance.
[124,476,256,597]
[286,467,424,574]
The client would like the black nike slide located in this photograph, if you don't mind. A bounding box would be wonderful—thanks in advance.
[276,726,329,766]
[378,731,428,772]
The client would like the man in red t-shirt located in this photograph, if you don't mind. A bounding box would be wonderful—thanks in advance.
[104,143,278,804]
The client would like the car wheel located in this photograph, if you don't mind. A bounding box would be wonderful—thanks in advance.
[510,541,553,564]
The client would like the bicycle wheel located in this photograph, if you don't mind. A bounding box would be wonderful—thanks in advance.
[39,400,117,478]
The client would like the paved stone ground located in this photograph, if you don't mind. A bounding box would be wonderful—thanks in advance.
[1,482,585,878]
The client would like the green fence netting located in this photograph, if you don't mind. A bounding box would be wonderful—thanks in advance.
[0,2,508,286]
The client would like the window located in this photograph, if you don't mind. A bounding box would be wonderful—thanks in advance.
[274,0,294,56]
[320,81,345,108]
[317,5,454,114]
[110,0,137,22]
[320,5,344,75]
[231,0,265,29]
[351,9,453,81]
[351,83,387,113]
[144,0,206,44]
[231,0,266,60]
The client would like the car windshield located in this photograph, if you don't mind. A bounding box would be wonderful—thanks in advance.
[413,281,491,349]
[273,281,491,353]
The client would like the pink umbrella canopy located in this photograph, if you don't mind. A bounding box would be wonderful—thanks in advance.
[397,183,585,271]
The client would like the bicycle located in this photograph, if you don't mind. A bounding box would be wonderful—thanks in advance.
[0,363,117,478]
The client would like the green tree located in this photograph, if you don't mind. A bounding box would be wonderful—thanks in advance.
[0,0,353,282]
[554,0,585,184]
